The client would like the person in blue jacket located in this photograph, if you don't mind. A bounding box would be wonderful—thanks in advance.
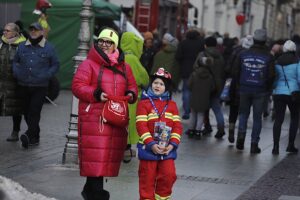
[272,40,300,155]
[12,22,59,148]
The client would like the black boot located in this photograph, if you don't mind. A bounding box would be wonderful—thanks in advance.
[286,145,298,153]
[272,143,279,155]
[81,183,92,200]
[194,130,202,140]
[250,143,261,154]
[214,126,225,139]
[228,123,235,143]
[94,189,110,200]
[236,132,246,150]
[202,124,212,136]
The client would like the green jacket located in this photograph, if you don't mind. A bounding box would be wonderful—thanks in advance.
[120,32,149,144]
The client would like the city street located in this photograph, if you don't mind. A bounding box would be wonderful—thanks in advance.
[0,90,300,200]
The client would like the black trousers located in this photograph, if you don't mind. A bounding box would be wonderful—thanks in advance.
[18,86,47,139]
[86,176,104,192]
[273,95,299,145]
[12,115,22,132]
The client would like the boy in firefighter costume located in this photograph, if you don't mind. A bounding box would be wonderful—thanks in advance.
[136,68,182,200]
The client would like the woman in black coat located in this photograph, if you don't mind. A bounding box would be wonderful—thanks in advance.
[0,23,26,141]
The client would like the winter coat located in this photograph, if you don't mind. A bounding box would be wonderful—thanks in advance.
[136,91,182,161]
[273,52,300,95]
[120,32,149,145]
[175,30,204,79]
[188,53,215,112]
[151,44,181,90]
[0,35,26,116]
[203,47,226,97]
[72,45,138,177]
[12,38,60,87]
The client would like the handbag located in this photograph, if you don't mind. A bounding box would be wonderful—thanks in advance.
[280,66,300,102]
[97,64,130,130]
[101,95,130,128]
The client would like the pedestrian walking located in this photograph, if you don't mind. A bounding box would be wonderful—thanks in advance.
[272,40,300,155]
[72,27,138,200]
[12,22,59,148]
[175,29,204,119]
[186,54,215,140]
[225,35,254,143]
[202,36,226,139]
[232,29,275,153]
[0,22,26,142]
[136,68,182,200]
[120,31,149,163]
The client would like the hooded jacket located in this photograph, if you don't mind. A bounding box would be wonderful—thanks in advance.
[188,52,215,112]
[273,52,300,95]
[72,45,138,177]
[120,32,149,145]
[0,35,26,116]
[203,47,226,96]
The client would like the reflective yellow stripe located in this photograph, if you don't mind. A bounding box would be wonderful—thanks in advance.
[172,115,181,121]
[136,115,147,122]
[170,133,181,141]
[155,193,171,200]
[140,132,152,142]
[148,116,159,120]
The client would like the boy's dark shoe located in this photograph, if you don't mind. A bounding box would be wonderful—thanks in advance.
[272,144,279,155]
[202,125,212,136]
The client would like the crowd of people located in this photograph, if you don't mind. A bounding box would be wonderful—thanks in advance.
[1,18,300,200]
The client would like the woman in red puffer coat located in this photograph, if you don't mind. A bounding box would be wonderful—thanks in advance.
[72,28,138,200]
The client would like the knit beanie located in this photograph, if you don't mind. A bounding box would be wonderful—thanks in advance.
[98,28,119,48]
[283,40,296,53]
[242,35,254,49]
[143,31,153,41]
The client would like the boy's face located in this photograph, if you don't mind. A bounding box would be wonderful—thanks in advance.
[151,78,165,96]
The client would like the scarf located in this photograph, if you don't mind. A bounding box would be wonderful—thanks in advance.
[141,87,170,101]
[1,35,26,45]
[106,48,120,66]
[29,35,43,46]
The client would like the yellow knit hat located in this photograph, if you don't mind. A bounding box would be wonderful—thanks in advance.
[98,28,119,48]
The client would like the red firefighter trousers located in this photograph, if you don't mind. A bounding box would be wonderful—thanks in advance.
[139,159,177,200]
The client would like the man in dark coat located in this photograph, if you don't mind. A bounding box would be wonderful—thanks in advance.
[232,29,275,154]
[175,29,204,119]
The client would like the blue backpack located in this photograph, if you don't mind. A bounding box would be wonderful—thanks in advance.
[239,52,271,87]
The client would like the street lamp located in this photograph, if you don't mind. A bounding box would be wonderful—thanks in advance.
[62,0,93,165]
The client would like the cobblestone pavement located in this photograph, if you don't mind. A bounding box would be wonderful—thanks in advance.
[0,90,299,200]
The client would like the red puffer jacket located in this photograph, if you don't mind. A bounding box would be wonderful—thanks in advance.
[72,46,138,177]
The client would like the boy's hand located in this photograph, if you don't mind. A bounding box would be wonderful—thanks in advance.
[151,144,163,154]
[163,144,174,155]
